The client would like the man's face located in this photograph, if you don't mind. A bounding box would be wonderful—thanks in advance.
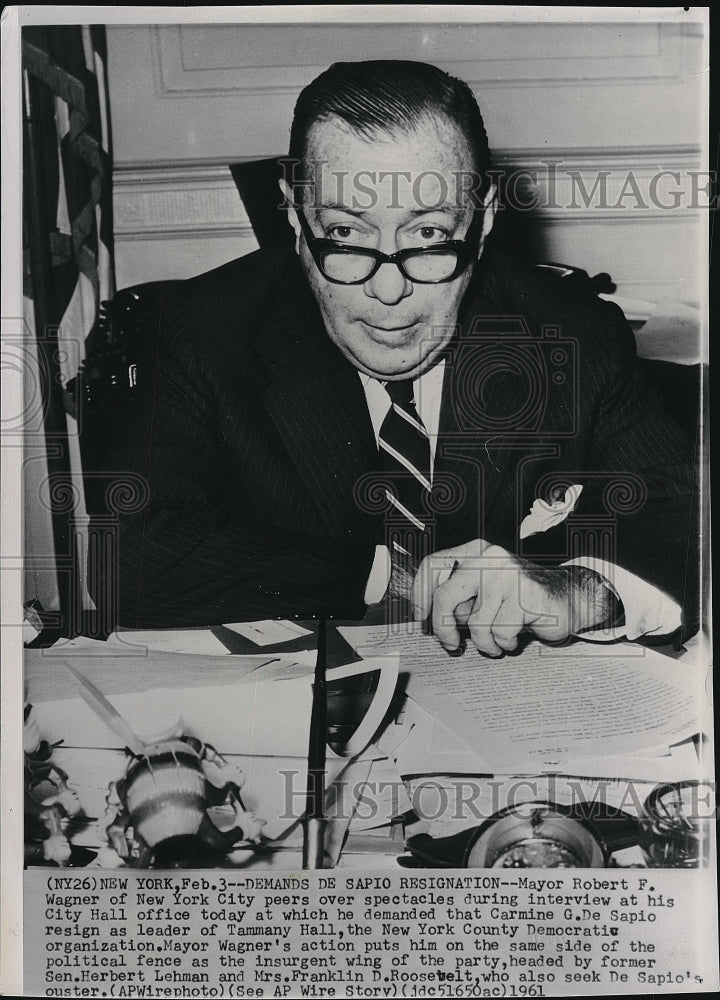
[282,114,495,380]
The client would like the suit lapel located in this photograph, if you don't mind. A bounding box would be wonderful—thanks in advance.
[256,261,378,539]
[433,278,537,547]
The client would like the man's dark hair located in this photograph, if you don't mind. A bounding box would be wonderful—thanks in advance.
[287,59,493,200]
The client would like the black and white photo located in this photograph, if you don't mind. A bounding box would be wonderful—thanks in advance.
[1,6,715,997]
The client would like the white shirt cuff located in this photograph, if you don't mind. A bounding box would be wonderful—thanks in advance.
[563,557,682,642]
[364,544,392,605]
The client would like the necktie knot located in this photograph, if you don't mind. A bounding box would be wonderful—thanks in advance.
[385,379,416,408]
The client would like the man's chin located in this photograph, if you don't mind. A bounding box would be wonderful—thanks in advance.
[350,349,439,381]
[343,326,437,376]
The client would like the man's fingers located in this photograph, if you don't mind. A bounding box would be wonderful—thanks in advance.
[416,543,576,656]
[464,551,520,657]
[411,556,431,621]
[431,570,478,651]
[454,597,475,626]
[492,628,520,653]
[490,598,524,652]
[466,576,505,657]
[412,539,493,622]
[412,552,458,621]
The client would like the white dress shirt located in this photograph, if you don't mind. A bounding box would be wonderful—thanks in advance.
[360,363,681,640]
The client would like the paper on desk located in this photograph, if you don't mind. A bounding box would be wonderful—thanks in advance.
[379,695,494,777]
[30,654,398,760]
[339,623,703,771]
[346,756,414,831]
[26,647,311,705]
[222,619,313,646]
[40,635,114,653]
[40,630,231,658]
[106,629,231,656]
[32,675,306,754]
[228,654,400,758]
[540,739,704,784]
[385,695,702,783]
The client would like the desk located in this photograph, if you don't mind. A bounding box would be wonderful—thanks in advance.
[24,623,708,870]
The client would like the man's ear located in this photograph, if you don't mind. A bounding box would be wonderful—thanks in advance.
[477,182,497,257]
[278,178,301,253]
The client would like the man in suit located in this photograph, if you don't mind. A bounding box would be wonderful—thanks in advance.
[92,61,697,653]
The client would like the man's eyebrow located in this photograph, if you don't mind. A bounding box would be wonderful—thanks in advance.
[314,203,467,220]
[405,206,467,221]
[314,202,367,218]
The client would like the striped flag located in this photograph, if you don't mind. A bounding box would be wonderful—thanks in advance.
[22,25,115,634]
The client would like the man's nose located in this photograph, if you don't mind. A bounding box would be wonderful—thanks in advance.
[363,261,413,305]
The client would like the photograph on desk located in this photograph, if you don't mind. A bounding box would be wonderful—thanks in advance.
[3,5,715,999]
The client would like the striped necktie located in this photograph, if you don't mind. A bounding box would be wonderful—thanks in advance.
[378,379,432,569]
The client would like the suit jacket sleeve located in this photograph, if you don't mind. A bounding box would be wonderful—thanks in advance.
[581,300,699,637]
[512,284,699,641]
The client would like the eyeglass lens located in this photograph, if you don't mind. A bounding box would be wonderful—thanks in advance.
[321,248,460,283]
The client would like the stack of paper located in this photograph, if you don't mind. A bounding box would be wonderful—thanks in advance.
[339,623,707,778]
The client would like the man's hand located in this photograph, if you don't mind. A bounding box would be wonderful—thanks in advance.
[412,540,616,656]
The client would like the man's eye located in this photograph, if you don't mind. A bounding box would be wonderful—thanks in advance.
[326,225,356,241]
[416,225,450,243]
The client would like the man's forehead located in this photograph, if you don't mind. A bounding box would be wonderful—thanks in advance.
[303,111,475,166]
[300,115,481,213]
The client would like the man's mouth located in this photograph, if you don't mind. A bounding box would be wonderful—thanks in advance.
[362,320,419,335]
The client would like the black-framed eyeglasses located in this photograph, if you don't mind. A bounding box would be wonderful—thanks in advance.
[295,206,483,285]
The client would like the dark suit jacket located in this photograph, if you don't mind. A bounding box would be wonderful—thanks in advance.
[91,246,698,636]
